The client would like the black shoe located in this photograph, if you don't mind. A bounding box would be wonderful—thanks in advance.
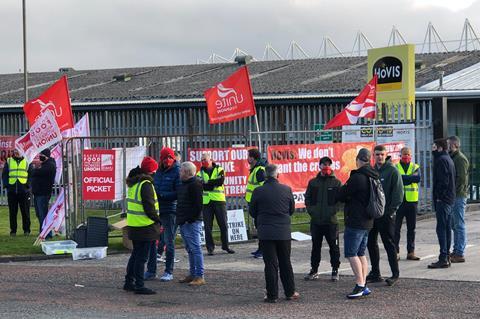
[347,285,365,299]
[123,283,135,292]
[207,249,214,256]
[428,260,450,269]
[134,287,156,295]
[24,232,31,236]
[263,296,278,303]
[331,269,339,282]
[10,232,16,237]
[385,276,399,286]
[366,272,383,283]
[224,248,235,254]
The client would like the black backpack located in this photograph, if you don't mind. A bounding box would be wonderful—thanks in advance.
[365,177,385,219]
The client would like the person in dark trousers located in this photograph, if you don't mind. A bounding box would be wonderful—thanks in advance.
[448,136,470,263]
[177,161,205,286]
[145,147,181,281]
[394,147,421,261]
[123,156,161,295]
[29,148,56,239]
[428,138,456,269]
[197,152,235,255]
[336,148,376,299]
[249,164,299,303]
[2,149,31,236]
[245,148,266,259]
[304,156,341,282]
[367,145,404,287]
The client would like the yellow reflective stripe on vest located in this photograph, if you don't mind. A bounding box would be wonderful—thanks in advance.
[396,162,419,203]
[197,166,226,204]
[7,158,28,185]
[245,166,265,203]
[126,180,159,227]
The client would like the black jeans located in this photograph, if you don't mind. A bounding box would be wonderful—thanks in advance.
[394,201,418,254]
[8,191,30,234]
[310,223,340,271]
[203,201,229,251]
[125,240,152,289]
[260,240,295,299]
[367,215,400,278]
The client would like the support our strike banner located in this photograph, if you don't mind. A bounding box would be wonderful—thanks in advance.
[187,147,253,197]
[15,112,62,163]
[0,136,17,171]
[267,142,375,207]
[82,149,115,200]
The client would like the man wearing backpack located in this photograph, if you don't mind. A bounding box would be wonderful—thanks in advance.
[336,148,377,299]
[367,145,404,287]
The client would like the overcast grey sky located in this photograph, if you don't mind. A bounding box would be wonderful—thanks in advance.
[0,0,479,74]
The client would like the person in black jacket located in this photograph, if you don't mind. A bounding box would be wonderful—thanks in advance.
[2,149,32,236]
[428,138,456,269]
[29,148,56,239]
[249,164,299,303]
[336,148,376,299]
[176,162,205,286]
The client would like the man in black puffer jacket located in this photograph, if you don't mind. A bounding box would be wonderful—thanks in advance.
[336,148,377,299]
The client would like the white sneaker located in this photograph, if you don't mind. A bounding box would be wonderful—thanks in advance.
[160,272,173,282]
[157,255,166,263]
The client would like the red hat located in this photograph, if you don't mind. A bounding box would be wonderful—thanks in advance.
[141,156,158,174]
[160,147,175,161]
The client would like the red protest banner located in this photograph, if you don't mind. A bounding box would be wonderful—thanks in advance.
[23,76,74,132]
[267,142,375,207]
[187,147,253,197]
[204,66,256,124]
[0,136,17,171]
[82,149,115,200]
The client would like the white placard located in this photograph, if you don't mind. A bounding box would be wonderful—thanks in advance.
[227,209,248,243]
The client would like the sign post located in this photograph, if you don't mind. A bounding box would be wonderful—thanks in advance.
[314,124,333,144]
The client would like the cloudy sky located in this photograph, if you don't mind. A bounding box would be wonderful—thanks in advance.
[0,0,479,74]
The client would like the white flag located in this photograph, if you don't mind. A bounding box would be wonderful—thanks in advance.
[38,188,66,240]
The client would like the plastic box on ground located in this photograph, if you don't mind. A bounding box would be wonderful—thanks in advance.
[41,240,78,255]
[72,247,108,260]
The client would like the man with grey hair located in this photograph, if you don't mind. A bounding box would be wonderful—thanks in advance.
[249,164,298,303]
[448,136,470,263]
[176,161,205,286]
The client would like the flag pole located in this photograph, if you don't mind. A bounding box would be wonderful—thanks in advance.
[254,114,262,153]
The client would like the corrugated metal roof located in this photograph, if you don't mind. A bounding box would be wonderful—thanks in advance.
[419,61,480,91]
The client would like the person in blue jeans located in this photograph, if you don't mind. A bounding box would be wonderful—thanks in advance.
[145,147,181,281]
[428,139,456,269]
[176,161,205,286]
[448,136,470,263]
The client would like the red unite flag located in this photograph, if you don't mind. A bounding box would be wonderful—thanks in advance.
[204,66,256,124]
[23,76,74,132]
[324,75,378,130]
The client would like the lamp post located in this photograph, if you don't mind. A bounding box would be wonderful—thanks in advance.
[23,0,28,103]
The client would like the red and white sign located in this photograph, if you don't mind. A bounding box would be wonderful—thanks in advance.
[324,75,377,129]
[15,111,62,163]
[187,147,253,197]
[204,66,256,124]
[39,188,66,240]
[62,113,91,149]
[23,76,74,132]
[50,144,63,184]
[0,136,17,170]
[82,149,115,200]
[267,142,375,207]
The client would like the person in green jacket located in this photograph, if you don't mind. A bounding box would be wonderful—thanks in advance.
[304,156,342,282]
[448,136,470,263]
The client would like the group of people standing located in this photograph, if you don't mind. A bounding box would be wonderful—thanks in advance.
[122,137,470,301]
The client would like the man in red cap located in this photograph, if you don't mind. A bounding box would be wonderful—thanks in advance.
[124,156,161,295]
[144,147,181,282]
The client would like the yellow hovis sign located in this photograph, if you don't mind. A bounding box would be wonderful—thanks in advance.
[367,44,415,108]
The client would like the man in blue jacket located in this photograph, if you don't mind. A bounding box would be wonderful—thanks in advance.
[144,147,181,281]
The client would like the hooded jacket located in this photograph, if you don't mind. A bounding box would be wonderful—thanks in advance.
[336,165,378,230]
[176,176,203,225]
[305,171,342,225]
[153,161,181,214]
[30,157,56,196]
[433,150,456,205]
[126,167,161,241]
[375,157,404,217]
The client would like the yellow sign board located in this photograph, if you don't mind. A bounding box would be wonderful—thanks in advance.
[367,44,415,107]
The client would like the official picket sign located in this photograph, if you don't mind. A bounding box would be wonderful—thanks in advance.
[227,209,248,243]
[82,149,116,200]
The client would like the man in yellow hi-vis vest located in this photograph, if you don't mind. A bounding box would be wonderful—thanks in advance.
[245,148,266,259]
[123,156,161,295]
[198,152,234,255]
[1,149,31,236]
[394,147,421,261]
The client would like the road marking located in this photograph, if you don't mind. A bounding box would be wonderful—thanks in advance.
[421,254,437,260]
[318,268,351,275]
